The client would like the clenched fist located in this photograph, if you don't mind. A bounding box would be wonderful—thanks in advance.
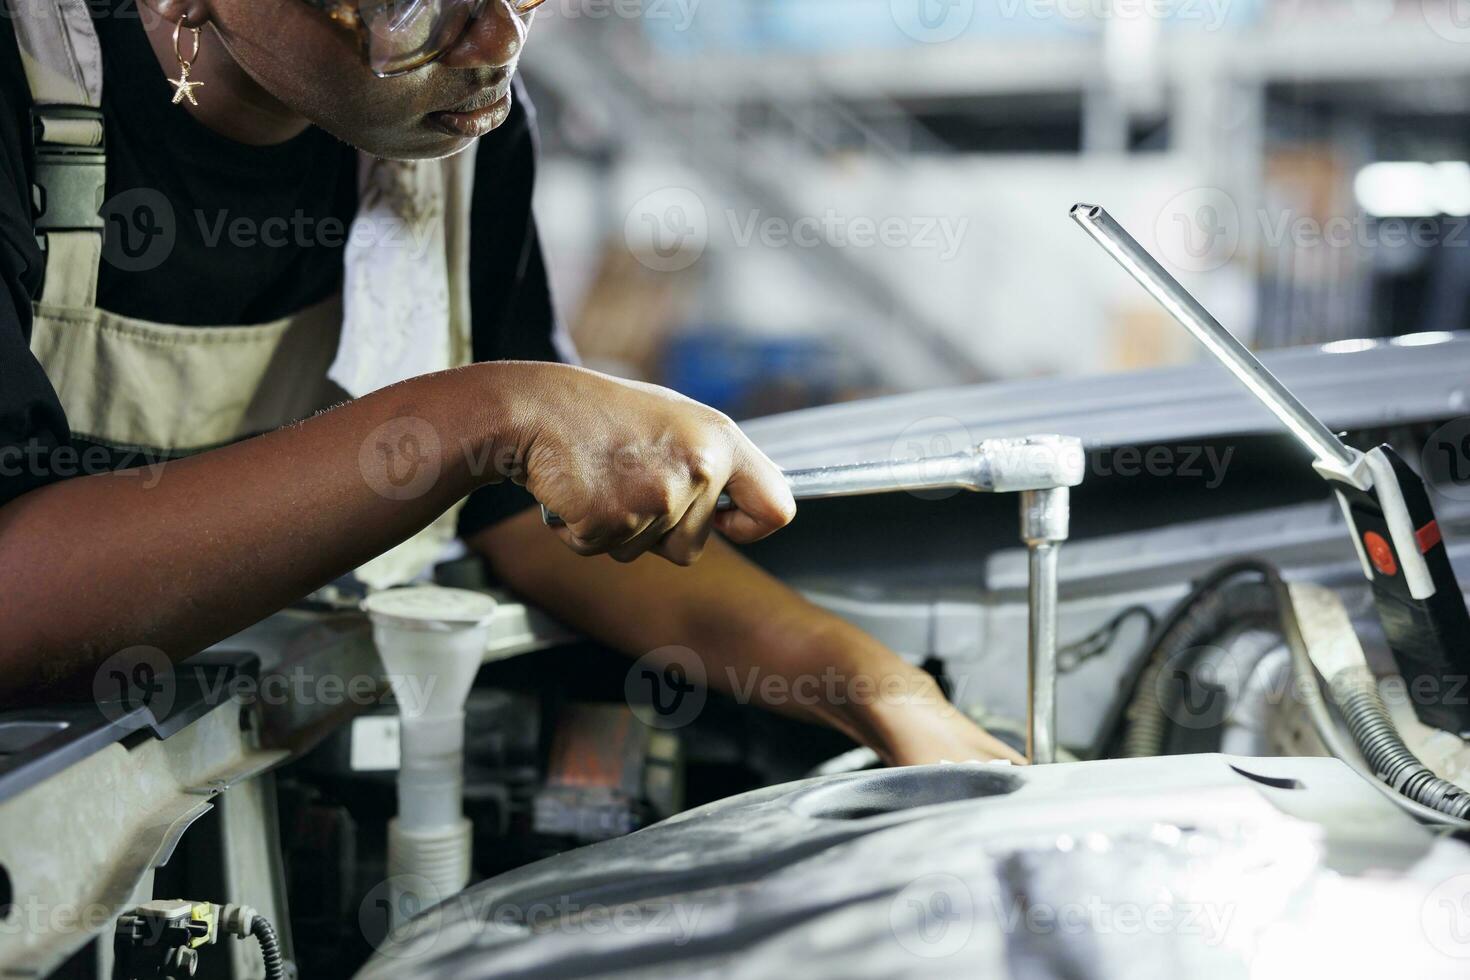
[499,363,795,564]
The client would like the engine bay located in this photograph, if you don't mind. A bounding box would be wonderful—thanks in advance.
[3,335,1469,979]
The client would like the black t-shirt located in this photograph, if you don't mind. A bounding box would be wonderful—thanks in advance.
[0,2,571,537]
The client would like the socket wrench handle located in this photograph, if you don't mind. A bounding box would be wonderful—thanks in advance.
[540,435,1085,526]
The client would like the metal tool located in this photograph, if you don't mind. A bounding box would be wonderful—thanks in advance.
[1072,203,1470,736]
[1022,487,1068,764]
[543,434,1087,763]
[539,435,1086,526]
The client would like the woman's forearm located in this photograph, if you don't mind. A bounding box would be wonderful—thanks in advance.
[0,363,511,703]
[472,509,945,750]
[0,359,796,706]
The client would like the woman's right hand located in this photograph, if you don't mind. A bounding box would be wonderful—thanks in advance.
[500,363,796,565]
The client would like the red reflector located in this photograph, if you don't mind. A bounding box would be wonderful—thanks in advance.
[1364,531,1398,577]
[1416,520,1443,554]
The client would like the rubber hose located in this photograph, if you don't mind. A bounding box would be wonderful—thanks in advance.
[251,915,285,980]
[1266,568,1470,829]
[1122,566,1280,758]
[1334,676,1470,820]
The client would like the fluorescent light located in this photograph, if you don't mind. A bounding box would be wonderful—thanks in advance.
[1354,163,1437,217]
[1392,331,1457,347]
[1433,162,1470,217]
[1321,338,1378,354]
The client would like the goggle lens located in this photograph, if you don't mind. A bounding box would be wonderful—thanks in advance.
[359,0,488,76]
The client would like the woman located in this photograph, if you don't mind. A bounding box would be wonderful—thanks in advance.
[0,0,1021,765]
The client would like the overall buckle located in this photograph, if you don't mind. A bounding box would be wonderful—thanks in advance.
[30,105,107,242]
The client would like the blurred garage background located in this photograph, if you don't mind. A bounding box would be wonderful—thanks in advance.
[513,0,1470,420]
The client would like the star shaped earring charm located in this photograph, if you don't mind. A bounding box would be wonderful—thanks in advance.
[171,22,204,107]
[171,66,203,107]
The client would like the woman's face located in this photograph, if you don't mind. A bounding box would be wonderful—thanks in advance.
[205,0,533,159]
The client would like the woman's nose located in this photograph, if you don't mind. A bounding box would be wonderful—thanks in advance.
[439,0,531,71]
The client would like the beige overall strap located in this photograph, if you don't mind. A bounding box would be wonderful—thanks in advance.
[10,0,106,310]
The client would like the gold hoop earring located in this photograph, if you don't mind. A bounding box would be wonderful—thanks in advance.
[170,19,204,107]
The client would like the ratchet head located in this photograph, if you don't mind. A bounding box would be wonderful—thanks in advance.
[967,435,1086,493]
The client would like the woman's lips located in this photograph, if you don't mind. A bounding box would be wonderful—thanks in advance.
[427,87,513,139]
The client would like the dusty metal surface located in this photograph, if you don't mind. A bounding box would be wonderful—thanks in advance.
[0,699,285,976]
[356,754,1470,979]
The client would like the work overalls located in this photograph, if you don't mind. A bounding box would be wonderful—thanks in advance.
[12,0,480,586]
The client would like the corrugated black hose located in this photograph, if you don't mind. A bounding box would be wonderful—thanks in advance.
[1121,561,1280,758]
[250,914,285,980]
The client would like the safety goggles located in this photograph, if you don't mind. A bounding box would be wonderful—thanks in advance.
[299,0,545,78]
